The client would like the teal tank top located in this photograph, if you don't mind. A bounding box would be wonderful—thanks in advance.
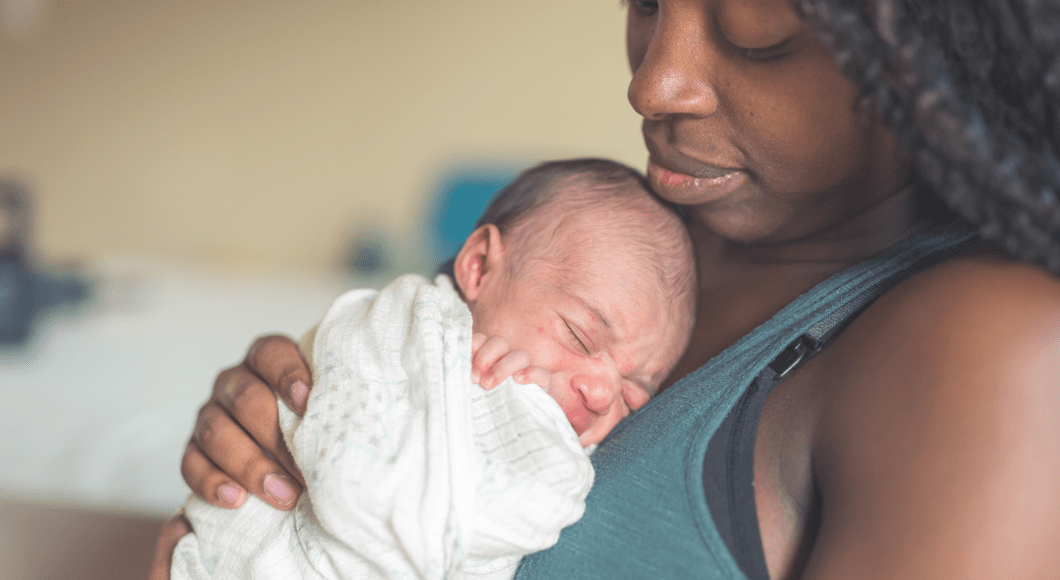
[516,223,981,579]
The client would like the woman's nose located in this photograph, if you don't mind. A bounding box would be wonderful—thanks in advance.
[627,10,719,121]
[572,373,619,414]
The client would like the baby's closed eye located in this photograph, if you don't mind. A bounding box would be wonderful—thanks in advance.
[563,320,591,355]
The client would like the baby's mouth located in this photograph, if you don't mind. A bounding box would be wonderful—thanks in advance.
[562,390,596,436]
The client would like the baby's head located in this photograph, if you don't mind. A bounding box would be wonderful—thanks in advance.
[451,158,697,446]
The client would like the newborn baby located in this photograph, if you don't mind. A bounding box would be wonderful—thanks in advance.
[172,158,696,580]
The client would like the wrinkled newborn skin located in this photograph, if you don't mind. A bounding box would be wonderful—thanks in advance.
[455,213,691,447]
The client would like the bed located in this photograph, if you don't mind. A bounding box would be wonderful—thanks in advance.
[0,257,364,579]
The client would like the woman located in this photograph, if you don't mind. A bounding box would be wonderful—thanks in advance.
[153,0,1060,578]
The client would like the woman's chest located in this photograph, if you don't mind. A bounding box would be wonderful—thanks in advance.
[753,353,832,580]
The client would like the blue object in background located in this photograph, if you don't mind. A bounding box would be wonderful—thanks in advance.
[0,179,89,346]
[426,167,518,264]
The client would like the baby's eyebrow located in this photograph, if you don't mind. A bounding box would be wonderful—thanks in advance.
[571,294,613,337]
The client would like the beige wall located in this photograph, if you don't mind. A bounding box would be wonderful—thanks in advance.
[0,0,647,272]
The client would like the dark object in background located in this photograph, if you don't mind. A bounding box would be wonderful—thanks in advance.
[344,228,393,277]
[0,179,89,346]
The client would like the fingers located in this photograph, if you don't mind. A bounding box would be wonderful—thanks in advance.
[210,364,299,479]
[471,332,488,355]
[179,335,309,513]
[245,334,313,415]
[185,401,302,510]
[513,365,552,389]
[471,334,508,384]
[472,335,533,390]
[180,440,247,508]
[146,513,191,580]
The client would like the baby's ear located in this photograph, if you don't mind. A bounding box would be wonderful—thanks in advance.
[454,224,505,302]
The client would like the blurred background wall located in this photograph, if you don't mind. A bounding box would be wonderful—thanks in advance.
[1,0,646,274]
[0,2,648,577]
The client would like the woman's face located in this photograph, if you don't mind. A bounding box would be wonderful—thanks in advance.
[627,0,912,245]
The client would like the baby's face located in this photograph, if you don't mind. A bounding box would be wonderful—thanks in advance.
[467,234,688,446]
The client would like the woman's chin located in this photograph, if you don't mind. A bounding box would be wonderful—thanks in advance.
[683,201,794,245]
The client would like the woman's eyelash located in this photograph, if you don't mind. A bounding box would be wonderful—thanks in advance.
[564,321,590,354]
[727,38,794,62]
[628,1,658,16]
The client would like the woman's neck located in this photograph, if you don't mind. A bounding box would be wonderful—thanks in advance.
[698,181,950,268]
[661,184,953,390]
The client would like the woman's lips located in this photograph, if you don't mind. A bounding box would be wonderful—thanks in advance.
[647,160,748,202]
[654,166,694,187]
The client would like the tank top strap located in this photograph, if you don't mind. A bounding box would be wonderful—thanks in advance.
[516,222,982,580]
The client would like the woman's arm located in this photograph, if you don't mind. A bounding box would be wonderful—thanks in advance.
[182,334,311,510]
[806,257,1060,579]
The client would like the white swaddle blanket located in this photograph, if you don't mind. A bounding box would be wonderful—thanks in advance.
[173,274,594,580]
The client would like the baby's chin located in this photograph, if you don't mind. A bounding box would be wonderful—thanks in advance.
[577,427,608,448]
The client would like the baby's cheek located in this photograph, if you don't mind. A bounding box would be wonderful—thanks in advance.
[613,353,638,379]
[520,338,569,374]
[624,386,651,411]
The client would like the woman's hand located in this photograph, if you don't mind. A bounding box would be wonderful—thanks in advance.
[147,513,191,580]
[154,332,546,580]
[153,334,314,579]
[181,335,312,511]
[470,333,552,390]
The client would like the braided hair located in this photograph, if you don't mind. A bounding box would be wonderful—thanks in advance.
[794,0,1060,272]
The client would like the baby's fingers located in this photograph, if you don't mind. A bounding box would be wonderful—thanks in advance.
[479,349,532,390]
[471,332,488,355]
[514,365,552,389]
[471,335,511,384]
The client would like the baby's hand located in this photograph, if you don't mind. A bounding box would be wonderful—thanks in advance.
[471,333,552,391]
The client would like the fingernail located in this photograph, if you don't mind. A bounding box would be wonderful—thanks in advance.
[290,380,309,410]
[264,473,297,506]
[217,483,242,505]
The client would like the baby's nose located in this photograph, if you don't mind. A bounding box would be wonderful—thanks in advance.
[571,373,619,414]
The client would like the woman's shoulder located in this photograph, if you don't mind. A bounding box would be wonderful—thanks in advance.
[868,246,1060,357]
[803,248,1060,576]
[822,246,1060,402]
[809,245,1060,459]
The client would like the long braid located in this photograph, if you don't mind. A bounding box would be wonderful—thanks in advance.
[795,0,1060,273]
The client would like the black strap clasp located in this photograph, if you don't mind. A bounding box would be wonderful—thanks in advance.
[767,335,818,379]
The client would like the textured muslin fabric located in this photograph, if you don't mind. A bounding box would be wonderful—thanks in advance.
[173,274,593,580]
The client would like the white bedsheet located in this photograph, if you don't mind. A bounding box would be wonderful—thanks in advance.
[0,257,364,516]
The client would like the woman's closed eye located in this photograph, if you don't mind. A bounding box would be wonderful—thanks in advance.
[628,1,658,17]
[725,38,794,62]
